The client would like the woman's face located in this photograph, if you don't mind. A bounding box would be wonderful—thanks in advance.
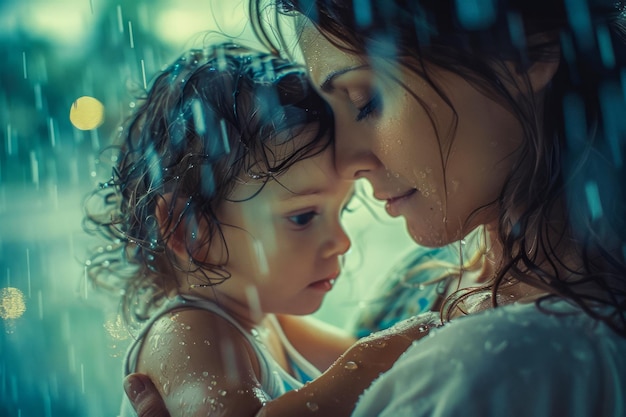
[299,25,525,247]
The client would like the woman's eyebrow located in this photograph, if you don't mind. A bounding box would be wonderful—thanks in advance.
[320,65,369,92]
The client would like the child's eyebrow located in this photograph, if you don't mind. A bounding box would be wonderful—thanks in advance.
[277,186,324,201]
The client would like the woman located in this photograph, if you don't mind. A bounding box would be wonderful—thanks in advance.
[125,0,626,415]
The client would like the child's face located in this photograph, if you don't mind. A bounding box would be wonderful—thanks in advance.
[200,145,354,317]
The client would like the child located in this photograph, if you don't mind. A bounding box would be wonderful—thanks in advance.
[86,43,433,417]
[95,42,355,415]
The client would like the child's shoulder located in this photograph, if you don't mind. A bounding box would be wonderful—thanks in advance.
[136,306,263,387]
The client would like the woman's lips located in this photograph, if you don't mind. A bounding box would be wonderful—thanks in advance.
[385,188,418,217]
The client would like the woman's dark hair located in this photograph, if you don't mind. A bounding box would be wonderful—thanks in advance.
[84,42,332,325]
[251,0,626,336]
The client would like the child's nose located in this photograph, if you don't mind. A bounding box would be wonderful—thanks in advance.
[324,220,351,257]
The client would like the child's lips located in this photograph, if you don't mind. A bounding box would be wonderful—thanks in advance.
[308,278,336,291]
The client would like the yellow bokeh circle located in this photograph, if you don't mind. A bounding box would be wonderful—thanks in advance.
[0,287,26,320]
[69,96,105,130]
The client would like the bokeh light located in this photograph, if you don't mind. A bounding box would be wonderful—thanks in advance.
[69,96,105,130]
[0,287,26,320]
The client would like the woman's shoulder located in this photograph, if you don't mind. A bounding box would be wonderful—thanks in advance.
[353,301,626,417]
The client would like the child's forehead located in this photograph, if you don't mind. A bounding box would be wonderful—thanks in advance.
[271,148,337,196]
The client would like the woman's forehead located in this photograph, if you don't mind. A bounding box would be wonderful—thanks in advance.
[298,24,364,86]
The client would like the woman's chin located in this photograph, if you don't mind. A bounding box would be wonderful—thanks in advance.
[405,218,448,248]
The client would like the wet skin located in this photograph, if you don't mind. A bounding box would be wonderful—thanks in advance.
[300,25,525,248]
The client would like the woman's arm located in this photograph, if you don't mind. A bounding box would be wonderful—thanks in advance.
[127,313,438,417]
[258,313,438,417]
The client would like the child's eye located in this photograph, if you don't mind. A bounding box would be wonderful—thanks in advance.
[356,92,381,121]
[287,211,317,227]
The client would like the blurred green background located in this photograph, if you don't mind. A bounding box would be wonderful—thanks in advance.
[0,1,414,415]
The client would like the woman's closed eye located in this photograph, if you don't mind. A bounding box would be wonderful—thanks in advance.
[355,92,381,121]
[287,211,318,228]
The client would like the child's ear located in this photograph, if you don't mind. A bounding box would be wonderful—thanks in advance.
[155,193,196,261]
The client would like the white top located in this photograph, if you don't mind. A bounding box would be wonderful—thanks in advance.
[119,295,321,417]
[353,300,626,417]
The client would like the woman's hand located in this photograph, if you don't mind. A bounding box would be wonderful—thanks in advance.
[124,373,171,417]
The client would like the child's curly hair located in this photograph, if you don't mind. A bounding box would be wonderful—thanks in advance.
[84,43,333,325]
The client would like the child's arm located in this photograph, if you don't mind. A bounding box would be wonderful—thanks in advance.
[136,308,270,417]
[275,314,357,371]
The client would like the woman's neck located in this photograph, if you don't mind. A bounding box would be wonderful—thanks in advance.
[461,224,551,305]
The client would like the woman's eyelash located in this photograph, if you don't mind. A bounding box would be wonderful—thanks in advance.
[356,93,381,121]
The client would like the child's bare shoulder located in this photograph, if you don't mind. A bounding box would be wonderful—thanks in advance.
[136,307,265,407]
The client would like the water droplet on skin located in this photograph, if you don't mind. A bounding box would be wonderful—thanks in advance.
[162,382,170,395]
[218,389,227,396]
[202,371,209,377]
[210,380,217,386]
[344,361,358,370]
[306,402,319,412]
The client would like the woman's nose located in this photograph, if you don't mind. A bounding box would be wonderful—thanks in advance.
[333,117,380,180]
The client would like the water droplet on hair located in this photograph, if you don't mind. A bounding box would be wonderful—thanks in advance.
[218,389,227,397]
[344,361,358,370]
[306,401,319,411]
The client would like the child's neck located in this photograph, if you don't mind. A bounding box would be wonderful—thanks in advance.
[180,286,268,330]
